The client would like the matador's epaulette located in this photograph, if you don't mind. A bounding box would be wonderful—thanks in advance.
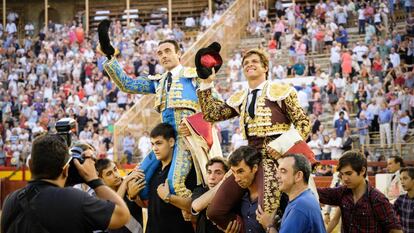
[266,82,293,102]
[148,74,163,80]
[183,67,198,78]
[226,89,248,109]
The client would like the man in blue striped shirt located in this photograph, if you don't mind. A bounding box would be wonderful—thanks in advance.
[378,102,392,148]
[356,112,370,145]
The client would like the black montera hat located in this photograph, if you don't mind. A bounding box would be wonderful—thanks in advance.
[194,42,223,79]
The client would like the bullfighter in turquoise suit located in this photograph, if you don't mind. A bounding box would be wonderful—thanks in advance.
[98,20,204,200]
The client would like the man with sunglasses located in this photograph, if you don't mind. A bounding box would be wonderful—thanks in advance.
[1,134,130,233]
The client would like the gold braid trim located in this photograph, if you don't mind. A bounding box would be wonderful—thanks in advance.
[283,91,311,140]
[197,88,239,122]
[261,144,281,214]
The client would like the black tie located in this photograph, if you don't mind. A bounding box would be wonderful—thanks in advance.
[248,89,259,119]
[166,72,172,92]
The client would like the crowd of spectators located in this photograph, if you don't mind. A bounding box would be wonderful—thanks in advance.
[215,0,414,167]
[0,0,413,169]
[0,0,237,167]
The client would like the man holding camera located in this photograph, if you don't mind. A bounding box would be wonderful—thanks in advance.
[1,134,130,233]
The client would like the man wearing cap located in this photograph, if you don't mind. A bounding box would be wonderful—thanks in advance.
[97,20,221,203]
[197,49,315,230]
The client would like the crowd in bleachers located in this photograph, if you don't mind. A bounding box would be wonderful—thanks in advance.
[0,0,413,166]
[0,0,233,167]
[217,0,414,167]
[0,1,414,233]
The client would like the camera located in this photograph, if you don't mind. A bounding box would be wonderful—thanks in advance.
[55,118,91,186]
[55,118,76,146]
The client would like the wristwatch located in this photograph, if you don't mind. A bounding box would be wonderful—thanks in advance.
[164,193,172,203]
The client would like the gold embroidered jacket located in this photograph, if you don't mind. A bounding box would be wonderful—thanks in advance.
[197,81,310,140]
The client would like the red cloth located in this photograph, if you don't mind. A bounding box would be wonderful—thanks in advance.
[185,113,214,148]
[285,140,317,164]
[200,54,222,68]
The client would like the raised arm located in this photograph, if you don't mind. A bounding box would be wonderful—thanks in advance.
[192,179,224,213]
[317,186,344,206]
[103,57,156,94]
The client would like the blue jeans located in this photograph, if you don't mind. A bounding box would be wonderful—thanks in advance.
[322,152,331,160]
[221,130,230,145]
[359,20,366,34]
[124,150,132,164]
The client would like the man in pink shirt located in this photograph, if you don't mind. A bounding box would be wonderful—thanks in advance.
[295,39,307,64]
[273,18,285,49]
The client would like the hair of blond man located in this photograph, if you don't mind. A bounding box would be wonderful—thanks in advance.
[242,49,270,78]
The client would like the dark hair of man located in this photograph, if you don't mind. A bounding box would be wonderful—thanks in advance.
[390,156,405,167]
[30,134,70,180]
[337,150,368,177]
[150,123,176,140]
[228,146,262,170]
[158,39,180,53]
[95,158,112,178]
[400,167,414,179]
[206,157,229,173]
[284,154,311,184]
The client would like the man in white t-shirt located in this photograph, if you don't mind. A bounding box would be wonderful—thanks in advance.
[117,90,128,109]
[353,42,368,64]
[227,55,241,70]
[396,111,410,143]
[333,73,345,97]
[138,131,152,160]
[24,23,35,36]
[83,78,95,97]
[185,17,196,27]
[357,8,366,34]
[5,22,17,35]
[201,15,213,29]
[230,127,248,152]
[7,12,18,22]
[389,48,401,68]
[330,43,341,76]
[258,6,268,20]
[327,131,343,160]
[272,64,285,79]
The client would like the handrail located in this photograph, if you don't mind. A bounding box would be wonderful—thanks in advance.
[113,95,159,161]
[181,0,250,67]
